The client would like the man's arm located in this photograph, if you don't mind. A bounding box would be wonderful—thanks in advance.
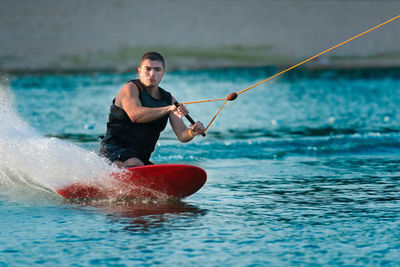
[169,97,205,142]
[117,82,174,123]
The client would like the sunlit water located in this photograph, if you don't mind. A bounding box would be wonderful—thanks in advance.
[1,67,400,266]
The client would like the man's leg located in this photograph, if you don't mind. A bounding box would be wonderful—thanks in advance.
[113,157,144,168]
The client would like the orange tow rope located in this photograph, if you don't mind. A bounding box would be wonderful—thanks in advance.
[182,14,400,135]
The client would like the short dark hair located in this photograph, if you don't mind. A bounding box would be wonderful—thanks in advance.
[140,51,165,69]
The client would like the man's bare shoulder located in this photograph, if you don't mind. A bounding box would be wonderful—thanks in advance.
[122,81,140,96]
[115,82,140,107]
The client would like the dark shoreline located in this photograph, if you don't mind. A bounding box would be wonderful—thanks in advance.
[4,63,400,76]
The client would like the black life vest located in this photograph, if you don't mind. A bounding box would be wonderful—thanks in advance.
[103,79,172,159]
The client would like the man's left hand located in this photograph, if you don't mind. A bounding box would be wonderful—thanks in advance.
[190,121,205,136]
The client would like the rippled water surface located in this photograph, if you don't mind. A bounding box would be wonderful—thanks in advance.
[1,67,400,266]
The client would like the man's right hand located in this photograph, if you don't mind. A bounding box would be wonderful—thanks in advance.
[170,104,189,118]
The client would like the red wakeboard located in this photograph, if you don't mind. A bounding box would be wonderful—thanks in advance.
[56,164,207,200]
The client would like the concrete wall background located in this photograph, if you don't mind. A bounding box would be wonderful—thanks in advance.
[1,0,399,72]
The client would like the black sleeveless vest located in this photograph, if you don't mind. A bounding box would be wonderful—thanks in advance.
[104,79,172,159]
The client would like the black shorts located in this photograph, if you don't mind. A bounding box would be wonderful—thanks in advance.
[99,136,152,165]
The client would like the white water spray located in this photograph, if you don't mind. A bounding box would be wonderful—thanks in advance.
[0,79,119,200]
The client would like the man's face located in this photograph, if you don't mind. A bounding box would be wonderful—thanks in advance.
[138,59,165,87]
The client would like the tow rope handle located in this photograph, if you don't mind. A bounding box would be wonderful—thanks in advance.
[174,102,206,137]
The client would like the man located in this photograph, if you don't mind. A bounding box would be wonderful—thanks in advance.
[100,52,205,168]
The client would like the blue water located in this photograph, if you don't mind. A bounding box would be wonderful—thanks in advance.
[1,67,400,266]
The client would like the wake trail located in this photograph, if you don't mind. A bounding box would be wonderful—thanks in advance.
[0,79,119,201]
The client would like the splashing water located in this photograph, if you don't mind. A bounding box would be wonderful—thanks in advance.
[0,81,119,201]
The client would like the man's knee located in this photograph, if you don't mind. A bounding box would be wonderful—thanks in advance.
[114,157,144,168]
[113,160,124,168]
[126,158,145,167]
